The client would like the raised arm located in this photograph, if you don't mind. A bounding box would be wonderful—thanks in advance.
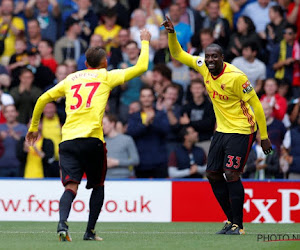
[247,95,272,155]
[123,29,151,82]
[161,16,196,69]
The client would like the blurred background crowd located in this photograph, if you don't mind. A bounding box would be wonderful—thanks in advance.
[0,0,299,180]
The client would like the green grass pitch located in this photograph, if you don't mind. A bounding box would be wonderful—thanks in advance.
[0,222,299,250]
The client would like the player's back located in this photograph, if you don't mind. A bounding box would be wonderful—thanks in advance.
[62,68,112,143]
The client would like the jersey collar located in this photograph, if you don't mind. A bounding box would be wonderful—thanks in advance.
[211,63,226,80]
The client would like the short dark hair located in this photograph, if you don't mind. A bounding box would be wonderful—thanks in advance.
[152,63,172,81]
[179,125,192,142]
[190,78,204,87]
[40,38,54,49]
[270,5,284,17]
[85,47,106,68]
[163,84,179,94]
[125,40,138,48]
[284,23,298,34]
[242,41,258,52]
[20,67,34,76]
[104,113,118,124]
[206,43,223,55]
[200,28,214,37]
[140,85,155,96]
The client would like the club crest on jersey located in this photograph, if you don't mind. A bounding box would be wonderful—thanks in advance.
[197,58,203,67]
[221,84,225,90]
[206,80,210,84]
[242,81,253,93]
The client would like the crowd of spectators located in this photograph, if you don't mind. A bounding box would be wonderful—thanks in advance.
[0,0,299,180]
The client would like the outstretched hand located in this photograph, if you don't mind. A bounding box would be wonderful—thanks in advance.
[261,138,272,155]
[25,131,39,146]
[140,28,151,42]
[160,16,174,33]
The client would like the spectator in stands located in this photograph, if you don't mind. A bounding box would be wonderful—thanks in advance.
[260,78,288,121]
[69,0,98,44]
[0,0,25,65]
[263,5,287,45]
[64,59,78,75]
[241,0,275,36]
[17,121,54,178]
[288,96,300,127]
[244,132,279,179]
[153,30,171,65]
[130,8,159,61]
[262,101,286,154]
[202,0,230,49]
[38,39,57,74]
[26,19,42,51]
[231,42,266,93]
[41,102,61,177]
[156,84,182,155]
[127,86,170,178]
[94,8,121,53]
[77,34,104,71]
[167,56,190,94]
[226,15,261,62]
[174,0,202,35]
[109,28,130,69]
[180,79,216,142]
[167,3,192,51]
[281,0,300,40]
[54,16,87,64]
[0,104,27,177]
[26,48,56,90]
[139,0,164,27]
[118,40,147,123]
[152,63,183,105]
[25,0,60,42]
[8,37,29,88]
[10,68,42,124]
[44,64,68,122]
[0,76,14,123]
[168,125,206,178]
[269,24,300,97]
[192,28,215,58]
[282,113,300,179]
[103,114,139,179]
[96,0,130,28]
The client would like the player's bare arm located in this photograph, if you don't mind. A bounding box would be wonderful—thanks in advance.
[247,95,272,155]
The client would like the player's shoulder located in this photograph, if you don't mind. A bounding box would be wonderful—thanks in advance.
[225,62,247,78]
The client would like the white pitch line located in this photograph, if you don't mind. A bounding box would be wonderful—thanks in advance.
[0,231,299,235]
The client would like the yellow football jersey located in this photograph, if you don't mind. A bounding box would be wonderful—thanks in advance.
[43,68,125,142]
[190,57,257,135]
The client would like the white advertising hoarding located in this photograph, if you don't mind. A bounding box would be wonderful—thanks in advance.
[0,180,172,222]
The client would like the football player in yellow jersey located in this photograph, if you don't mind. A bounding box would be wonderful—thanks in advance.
[162,17,272,235]
[26,29,151,242]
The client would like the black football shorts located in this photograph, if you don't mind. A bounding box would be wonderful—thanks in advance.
[207,131,256,173]
[59,137,107,189]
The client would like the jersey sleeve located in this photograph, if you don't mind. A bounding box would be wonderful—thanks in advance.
[28,81,65,132]
[233,74,256,102]
[46,80,66,100]
[168,32,208,76]
[106,69,126,89]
